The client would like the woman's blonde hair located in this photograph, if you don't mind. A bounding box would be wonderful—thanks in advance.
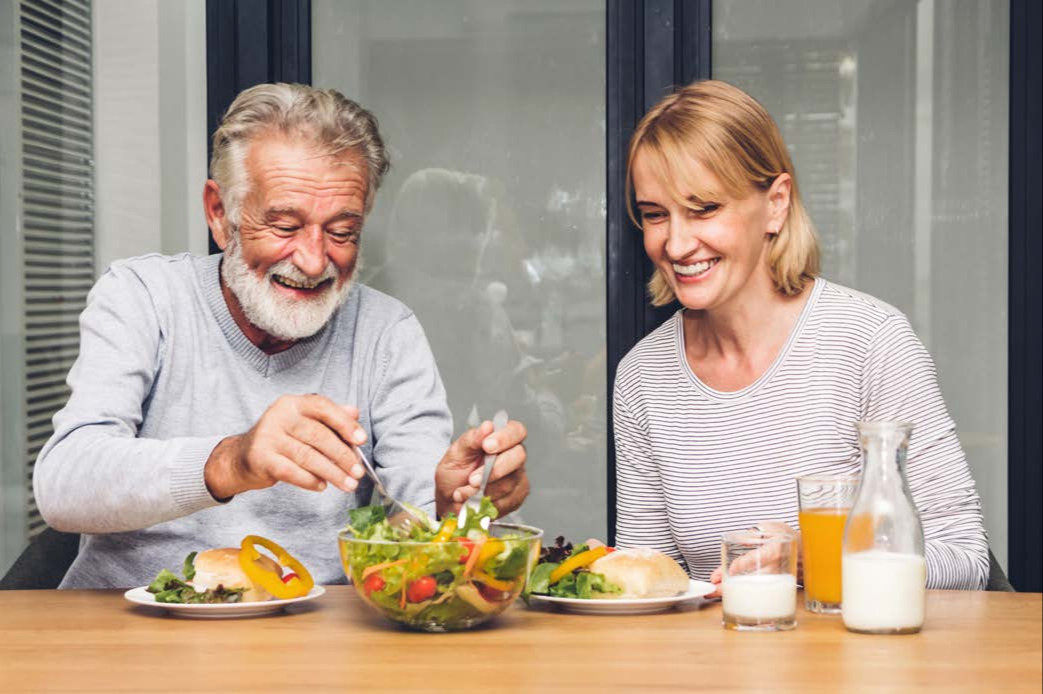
[626,80,819,306]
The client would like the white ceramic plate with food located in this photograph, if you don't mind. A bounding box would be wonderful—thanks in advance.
[528,579,715,615]
[123,585,325,618]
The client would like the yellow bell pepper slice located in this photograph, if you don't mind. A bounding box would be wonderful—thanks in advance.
[477,538,505,566]
[472,568,515,592]
[432,517,458,542]
[239,535,315,600]
[549,545,609,584]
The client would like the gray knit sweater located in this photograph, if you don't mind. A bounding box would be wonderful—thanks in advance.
[33,252,452,589]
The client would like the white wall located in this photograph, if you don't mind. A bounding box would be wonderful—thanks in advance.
[93,0,208,276]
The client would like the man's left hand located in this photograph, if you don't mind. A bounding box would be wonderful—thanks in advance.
[435,419,530,518]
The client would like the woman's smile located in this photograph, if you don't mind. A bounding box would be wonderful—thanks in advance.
[672,257,720,282]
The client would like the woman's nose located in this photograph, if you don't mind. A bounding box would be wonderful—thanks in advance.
[292,227,329,277]
[664,218,699,260]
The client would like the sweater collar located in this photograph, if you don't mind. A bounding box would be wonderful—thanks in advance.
[197,253,340,376]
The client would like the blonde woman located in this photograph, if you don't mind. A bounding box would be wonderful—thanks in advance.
[612,80,988,591]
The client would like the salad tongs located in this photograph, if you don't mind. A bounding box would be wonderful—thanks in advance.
[457,410,509,529]
[352,444,431,532]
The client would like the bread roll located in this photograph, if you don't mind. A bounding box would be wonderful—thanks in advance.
[190,548,282,602]
[588,548,689,598]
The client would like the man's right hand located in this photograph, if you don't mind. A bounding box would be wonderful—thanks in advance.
[204,394,368,500]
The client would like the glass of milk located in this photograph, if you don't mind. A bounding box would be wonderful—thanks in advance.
[842,421,927,634]
[721,530,798,631]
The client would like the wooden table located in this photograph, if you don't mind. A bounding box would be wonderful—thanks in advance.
[1,587,1039,693]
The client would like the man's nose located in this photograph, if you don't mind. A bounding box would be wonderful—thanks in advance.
[292,227,329,277]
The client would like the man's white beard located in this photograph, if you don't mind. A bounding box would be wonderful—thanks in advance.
[221,234,353,341]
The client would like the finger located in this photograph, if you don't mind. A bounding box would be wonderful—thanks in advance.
[266,452,327,492]
[710,567,723,584]
[463,420,495,452]
[491,472,529,516]
[451,484,479,504]
[471,444,526,486]
[484,468,524,502]
[288,417,362,477]
[280,438,357,493]
[297,394,367,446]
[481,419,527,455]
[730,542,784,575]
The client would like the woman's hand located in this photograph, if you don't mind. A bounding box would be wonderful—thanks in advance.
[706,521,800,598]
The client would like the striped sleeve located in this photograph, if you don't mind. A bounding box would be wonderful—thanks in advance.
[862,315,989,589]
[612,379,686,569]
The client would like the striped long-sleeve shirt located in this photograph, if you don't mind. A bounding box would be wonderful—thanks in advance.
[612,279,989,590]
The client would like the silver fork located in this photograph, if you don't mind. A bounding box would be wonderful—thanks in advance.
[352,443,431,532]
[457,410,508,529]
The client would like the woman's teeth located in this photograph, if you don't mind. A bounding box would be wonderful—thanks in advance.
[673,258,719,277]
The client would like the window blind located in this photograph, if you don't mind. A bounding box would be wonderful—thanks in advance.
[20,0,94,537]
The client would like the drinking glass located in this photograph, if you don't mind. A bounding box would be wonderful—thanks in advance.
[721,530,798,632]
[796,474,860,614]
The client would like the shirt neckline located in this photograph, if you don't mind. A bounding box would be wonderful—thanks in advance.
[197,253,337,376]
[674,278,824,402]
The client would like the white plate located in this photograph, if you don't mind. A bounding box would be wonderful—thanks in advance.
[528,579,715,615]
[123,585,325,619]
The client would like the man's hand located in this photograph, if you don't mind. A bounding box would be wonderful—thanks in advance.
[435,418,530,518]
[204,394,368,499]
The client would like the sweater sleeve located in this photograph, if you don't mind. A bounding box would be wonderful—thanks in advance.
[367,313,453,517]
[612,378,685,568]
[32,263,225,533]
[861,315,989,589]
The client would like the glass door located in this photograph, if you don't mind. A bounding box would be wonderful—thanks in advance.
[313,1,607,540]
[713,0,1010,568]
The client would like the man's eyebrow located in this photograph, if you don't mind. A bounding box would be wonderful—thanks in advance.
[328,209,363,221]
[263,207,363,221]
[264,206,303,219]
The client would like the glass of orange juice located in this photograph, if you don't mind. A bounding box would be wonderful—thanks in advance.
[797,475,860,614]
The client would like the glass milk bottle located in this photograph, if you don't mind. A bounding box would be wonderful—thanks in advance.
[841,421,927,634]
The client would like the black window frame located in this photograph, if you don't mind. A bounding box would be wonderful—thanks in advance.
[206,0,1040,591]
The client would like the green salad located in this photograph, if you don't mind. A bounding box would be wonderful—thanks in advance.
[146,552,246,604]
[525,536,623,600]
[340,498,540,631]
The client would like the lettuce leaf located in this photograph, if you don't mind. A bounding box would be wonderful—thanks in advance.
[146,553,246,604]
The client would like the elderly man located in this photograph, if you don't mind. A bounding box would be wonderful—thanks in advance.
[32,83,530,589]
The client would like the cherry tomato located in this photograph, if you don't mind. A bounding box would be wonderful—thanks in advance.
[363,573,386,596]
[605,547,617,553]
[281,572,300,584]
[406,576,438,603]
[454,537,475,564]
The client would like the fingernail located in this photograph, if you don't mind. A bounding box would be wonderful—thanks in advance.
[350,464,364,478]
[317,481,327,491]
[469,471,482,486]
[344,476,357,491]
[482,436,497,451]
[453,490,463,502]
[352,429,366,444]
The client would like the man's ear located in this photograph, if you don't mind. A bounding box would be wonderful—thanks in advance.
[203,180,231,250]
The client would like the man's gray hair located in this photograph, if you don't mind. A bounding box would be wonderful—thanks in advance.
[210,83,390,225]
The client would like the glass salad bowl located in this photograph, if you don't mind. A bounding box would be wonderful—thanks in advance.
[339,515,543,632]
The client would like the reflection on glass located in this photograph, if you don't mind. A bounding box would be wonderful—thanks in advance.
[313,1,607,540]
[714,0,1009,567]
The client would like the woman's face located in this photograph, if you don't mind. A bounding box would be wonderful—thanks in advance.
[632,148,788,313]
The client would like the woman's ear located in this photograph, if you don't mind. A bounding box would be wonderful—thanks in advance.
[767,173,792,234]
[203,180,231,250]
